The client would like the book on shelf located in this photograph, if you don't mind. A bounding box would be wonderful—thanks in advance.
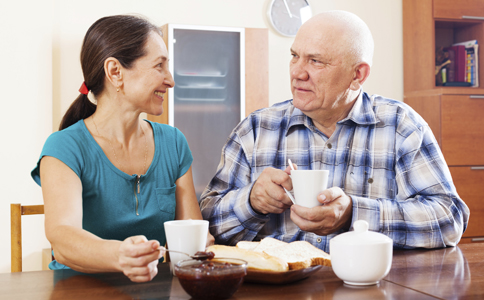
[444,45,467,83]
[452,40,479,87]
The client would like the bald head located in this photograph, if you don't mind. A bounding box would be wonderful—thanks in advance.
[299,11,374,67]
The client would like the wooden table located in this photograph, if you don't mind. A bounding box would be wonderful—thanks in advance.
[1,243,483,300]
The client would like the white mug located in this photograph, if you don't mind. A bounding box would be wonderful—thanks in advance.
[291,170,329,208]
[164,220,208,273]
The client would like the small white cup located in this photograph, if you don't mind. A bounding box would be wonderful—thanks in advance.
[164,220,208,273]
[291,170,329,208]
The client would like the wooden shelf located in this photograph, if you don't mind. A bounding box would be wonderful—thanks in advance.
[403,0,484,241]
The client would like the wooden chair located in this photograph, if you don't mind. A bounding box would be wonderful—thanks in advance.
[10,203,48,272]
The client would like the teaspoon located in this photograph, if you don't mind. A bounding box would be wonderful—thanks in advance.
[158,246,215,260]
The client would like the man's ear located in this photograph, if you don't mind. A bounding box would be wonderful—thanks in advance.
[104,57,123,90]
[349,62,371,91]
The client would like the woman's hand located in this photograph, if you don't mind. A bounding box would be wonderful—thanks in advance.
[118,235,164,282]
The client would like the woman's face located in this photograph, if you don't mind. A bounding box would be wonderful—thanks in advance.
[122,31,174,116]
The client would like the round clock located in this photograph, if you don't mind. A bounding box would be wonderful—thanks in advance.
[267,0,312,37]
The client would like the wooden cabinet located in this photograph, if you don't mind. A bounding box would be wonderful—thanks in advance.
[441,95,484,165]
[403,0,484,243]
[434,0,484,19]
[449,166,484,242]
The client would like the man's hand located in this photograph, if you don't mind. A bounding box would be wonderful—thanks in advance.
[249,166,294,214]
[290,187,353,235]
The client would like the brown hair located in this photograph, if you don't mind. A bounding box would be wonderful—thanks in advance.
[59,15,162,130]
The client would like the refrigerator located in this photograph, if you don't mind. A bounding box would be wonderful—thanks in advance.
[167,25,245,199]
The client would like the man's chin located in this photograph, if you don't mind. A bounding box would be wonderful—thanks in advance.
[292,96,311,109]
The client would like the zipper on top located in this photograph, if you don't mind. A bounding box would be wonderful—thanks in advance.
[134,175,141,216]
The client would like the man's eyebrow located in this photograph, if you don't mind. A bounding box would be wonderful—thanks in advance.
[307,54,324,61]
[290,48,322,58]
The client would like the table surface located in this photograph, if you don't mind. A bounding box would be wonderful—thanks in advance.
[1,243,483,300]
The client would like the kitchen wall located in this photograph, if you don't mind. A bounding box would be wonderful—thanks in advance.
[0,0,402,272]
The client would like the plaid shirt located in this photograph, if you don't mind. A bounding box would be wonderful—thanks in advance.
[200,92,469,251]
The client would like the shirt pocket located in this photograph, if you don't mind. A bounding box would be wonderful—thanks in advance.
[156,185,177,218]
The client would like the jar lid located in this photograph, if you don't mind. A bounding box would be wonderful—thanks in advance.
[331,220,392,245]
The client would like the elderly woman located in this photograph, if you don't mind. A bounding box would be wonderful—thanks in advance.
[31,15,213,282]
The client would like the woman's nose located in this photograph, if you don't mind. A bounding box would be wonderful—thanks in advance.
[165,71,175,88]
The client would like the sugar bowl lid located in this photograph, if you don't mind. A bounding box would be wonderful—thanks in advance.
[331,220,392,245]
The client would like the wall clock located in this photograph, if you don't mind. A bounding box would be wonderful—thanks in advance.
[267,0,312,37]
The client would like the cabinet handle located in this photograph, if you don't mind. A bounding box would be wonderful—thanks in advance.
[471,167,484,170]
[471,238,484,242]
[470,95,484,99]
[462,16,484,20]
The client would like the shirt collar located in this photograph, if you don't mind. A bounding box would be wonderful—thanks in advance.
[286,104,317,133]
[286,91,379,134]
[339,91,379,125]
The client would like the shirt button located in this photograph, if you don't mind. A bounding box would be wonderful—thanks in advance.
[368,178,374,183]
[327,143,332,149]
[317,238,322,243]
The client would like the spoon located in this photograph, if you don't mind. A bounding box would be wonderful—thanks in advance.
[158,246,215,260]
[284,159,296,204]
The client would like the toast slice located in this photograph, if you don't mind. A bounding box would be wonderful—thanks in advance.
[252,237,288,253]
[263,240,331,270]
[236,241,260,251]
[207,244,289,272]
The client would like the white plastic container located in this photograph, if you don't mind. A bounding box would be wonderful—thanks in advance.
[330,220,393,285]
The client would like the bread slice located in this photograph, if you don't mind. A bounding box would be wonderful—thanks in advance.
[207,244,289,272]
[252,237,288,253]
[263,240,331,270]
[236,241,260,251]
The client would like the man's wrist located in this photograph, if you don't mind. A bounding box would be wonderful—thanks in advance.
[249,197,266,215]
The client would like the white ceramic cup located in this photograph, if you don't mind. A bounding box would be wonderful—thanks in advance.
[291,170,329,208]
[164,220,208,273]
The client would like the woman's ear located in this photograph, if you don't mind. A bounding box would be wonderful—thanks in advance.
[104,57,123,90]
[349,62,371,91]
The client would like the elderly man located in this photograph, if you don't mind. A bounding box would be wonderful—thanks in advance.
[199,11,469,251]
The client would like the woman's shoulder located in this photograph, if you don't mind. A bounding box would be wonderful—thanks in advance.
[44,120,88,147]
[146,120,185,140]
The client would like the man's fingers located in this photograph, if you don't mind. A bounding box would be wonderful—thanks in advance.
[291,204,325,222]
[318,187,344,204]
[250,167,294,214]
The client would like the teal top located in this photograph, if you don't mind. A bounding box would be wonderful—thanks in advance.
[31,119,193,270]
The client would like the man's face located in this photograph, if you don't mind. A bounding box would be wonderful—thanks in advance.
[289,23,355,118]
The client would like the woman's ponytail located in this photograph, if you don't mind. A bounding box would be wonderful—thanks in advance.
[58,94,96,130]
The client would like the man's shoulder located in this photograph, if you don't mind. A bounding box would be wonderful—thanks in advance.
[370,94,427,127]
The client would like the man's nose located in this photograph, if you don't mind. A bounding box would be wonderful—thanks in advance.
[290,60,309,81]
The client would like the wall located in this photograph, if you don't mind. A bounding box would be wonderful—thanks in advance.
[0,0,402,272]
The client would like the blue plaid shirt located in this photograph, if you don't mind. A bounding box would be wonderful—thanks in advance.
[200,92,469,251]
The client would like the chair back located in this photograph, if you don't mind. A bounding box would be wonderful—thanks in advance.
[10,203,44,272]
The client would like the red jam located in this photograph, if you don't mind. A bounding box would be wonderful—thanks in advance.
[176,261,247,299]
[194,251,215,260]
